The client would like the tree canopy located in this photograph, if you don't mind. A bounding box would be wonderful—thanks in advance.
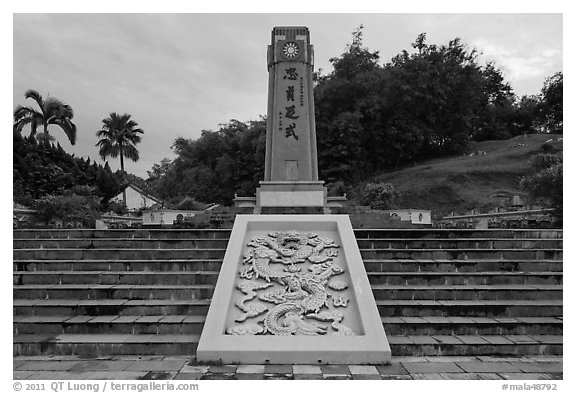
[14,89,77,145]
[145,29,562,206]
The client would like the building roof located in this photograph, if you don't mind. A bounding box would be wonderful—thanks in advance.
[115,183,163,204]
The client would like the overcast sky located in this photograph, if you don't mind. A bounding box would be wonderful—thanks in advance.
[13,13,562,177]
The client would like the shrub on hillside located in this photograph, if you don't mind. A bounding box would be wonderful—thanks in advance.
[521,154,562,225]
[361,182,397,210]
[176,196,206,211]
[34,188,101,228]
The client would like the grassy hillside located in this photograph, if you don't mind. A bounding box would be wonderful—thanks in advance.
[360,134,563,218]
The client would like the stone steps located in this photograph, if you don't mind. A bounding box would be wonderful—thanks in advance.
[14,238,562,250]
[13,256,559,275]
[381,317,563,336]
[355,229,563,240]
[13,228,563,359]
[13,284,562,301]
[13,298,562,318]
[14,228,563,240]
[13,315,562,337]
[367,272,563,285]
[13,229,233,240]
[13,260,224,272]
[363,259,563,272]
[376,300,563,318]
[13,333,562,357]
[14,248,563,261]
[14,270,563,287]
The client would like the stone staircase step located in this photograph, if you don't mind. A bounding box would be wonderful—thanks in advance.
[388,335,563,356]
[13,299,211,316]
[14,238,563,250]
[13,249,227,260]
[14,298,561,318]
[381,316,563,335]
[14,315,206,335]
[364,259,563,272]
[12,333,562,357]
[14,271,220,285]
[13,239,230,250]
[13,259,224,272]
[13,315,563,337]
[13,247,563,261]
[13,283,562,301]
[367,272,562,285]
[371,285,562,300]
[353,229,563,239]
[14,228,562,240]
[356,239,562,250]
[13,229,232,240]
[13,334,199,356]
[360,249,562,260]
[13,285,215,300]
[375,300,562,317]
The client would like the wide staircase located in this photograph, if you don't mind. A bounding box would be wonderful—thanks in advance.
[13,227,563,358]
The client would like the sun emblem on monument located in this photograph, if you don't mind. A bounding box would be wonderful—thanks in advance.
[282,42,299,58]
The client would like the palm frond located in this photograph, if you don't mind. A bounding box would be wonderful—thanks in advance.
[122,144,140,162]
[24,89,44,109]
[96,139,120,160]
[51,117,77,145]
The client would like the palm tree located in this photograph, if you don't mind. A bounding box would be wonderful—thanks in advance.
[13,89,77,145]
[96,112,144,206]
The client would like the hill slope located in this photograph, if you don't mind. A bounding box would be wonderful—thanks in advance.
[365,134,562,218]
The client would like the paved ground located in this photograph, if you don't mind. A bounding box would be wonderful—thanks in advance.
[13,356,563,380]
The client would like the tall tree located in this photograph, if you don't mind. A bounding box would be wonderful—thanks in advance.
[539,72,563,133]
[95,112,144,205]
[13,89,77,145]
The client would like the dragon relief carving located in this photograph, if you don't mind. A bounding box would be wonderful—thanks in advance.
[227,230,356,336]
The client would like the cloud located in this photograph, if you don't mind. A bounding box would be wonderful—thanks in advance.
[473,39,561,84]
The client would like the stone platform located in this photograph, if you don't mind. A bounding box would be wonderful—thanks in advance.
[13,355,563,380]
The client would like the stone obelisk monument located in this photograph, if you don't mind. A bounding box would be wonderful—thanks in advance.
[256,26,327,212]
[197,26,390,365]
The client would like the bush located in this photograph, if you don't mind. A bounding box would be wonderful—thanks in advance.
[106,200,128,215]
[521,156,562,225]
[34,191,101,228]
[361,182,397,209]
[326,181,350,197]
[176,196,205,211]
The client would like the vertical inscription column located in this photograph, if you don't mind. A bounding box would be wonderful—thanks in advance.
[264,27,318,182]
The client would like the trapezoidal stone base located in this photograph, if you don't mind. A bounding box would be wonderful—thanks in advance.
[196,214,391,364]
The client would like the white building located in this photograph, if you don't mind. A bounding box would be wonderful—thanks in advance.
[112,184,162,211]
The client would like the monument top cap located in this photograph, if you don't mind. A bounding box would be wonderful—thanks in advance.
[271,26,310,41]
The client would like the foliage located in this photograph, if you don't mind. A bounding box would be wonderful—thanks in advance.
[175,196,207,211]
[314,30,518,182]
[33,186,101,227]
[13,133,122,206]
[14,89,77,145]
[144,28,562,205]
[360,182,397,210]
[105,200,129,215]
[96,112,144,172]
[520,153,563,223]
[151,119,266,205]
[538,72,563,133]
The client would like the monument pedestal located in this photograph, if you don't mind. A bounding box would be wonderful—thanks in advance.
[255,181,327,213]
[196,215,391,365]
